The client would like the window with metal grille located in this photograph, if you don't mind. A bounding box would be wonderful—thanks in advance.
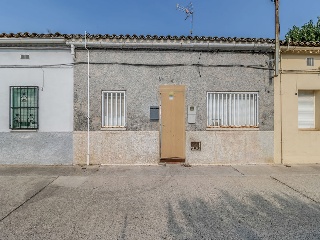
[207,92,259,128]
[10,86,39,129]
[298,90,315,129]
[102,91,126,127]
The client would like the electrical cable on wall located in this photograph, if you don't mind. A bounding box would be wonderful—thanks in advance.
[74,61,273,70]
[197,52,202,77]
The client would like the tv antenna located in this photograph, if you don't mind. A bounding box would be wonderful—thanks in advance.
[176,2,194,35]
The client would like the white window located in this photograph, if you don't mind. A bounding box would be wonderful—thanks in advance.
[102,91,126,127]
[298,90,315,129]
[207,92,259,128]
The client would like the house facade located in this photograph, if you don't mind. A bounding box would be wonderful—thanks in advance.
[8,34,320,165]
[68,35,275,165]
[274,43,320,164]
[0,33,74,164]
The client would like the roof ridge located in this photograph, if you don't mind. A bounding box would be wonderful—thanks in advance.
[0,32,275,43]
[1,32,320,47]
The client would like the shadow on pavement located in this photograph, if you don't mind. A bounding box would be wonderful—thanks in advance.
[167,190,320,239]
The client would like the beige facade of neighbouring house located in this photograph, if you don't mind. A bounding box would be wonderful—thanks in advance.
[274,44,320,164]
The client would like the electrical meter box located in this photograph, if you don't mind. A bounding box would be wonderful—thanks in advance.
[150,106,159,121]
[188,106,196,124]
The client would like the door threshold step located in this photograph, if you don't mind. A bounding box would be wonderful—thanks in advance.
[160,158,185,164]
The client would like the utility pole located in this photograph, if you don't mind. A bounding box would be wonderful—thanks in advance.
[275,0,280,76]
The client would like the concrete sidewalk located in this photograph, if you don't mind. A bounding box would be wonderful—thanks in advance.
[0,164,320,239]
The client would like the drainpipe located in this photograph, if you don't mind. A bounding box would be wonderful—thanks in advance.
[85,32,90,166]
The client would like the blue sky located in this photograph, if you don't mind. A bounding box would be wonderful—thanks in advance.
[0,0,319,39]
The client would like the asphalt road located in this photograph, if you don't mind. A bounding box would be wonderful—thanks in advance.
[0,164,320,240]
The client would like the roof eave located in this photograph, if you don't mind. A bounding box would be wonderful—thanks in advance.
[280,45,320,54]
[0,38,66,44]
[66,39,274,52]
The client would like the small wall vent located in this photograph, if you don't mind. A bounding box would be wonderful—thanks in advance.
[307,57,314,66]
[20,54,30,59]
[191,142,201,151]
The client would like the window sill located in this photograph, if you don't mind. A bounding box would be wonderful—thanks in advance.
[206,127,259,131]
[10,129,38,132]
[298,128,319,131]
[100,127,127,131]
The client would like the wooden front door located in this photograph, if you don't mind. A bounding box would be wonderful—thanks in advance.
[160,85,185,162]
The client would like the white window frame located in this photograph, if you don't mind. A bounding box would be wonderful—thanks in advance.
[207,91,259,128]
[298,90,315,129]
[102,91,126,128]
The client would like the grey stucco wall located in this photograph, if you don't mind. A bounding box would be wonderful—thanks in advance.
[73,48,274,164]
[186,131,274,164]
[73,130,273,165]
[74,49,274,132]
[74,131,159,165]
[0,132,73,165]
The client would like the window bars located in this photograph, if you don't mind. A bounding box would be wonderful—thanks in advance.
[102,91,126,127]
[207,92,259,128]
[10,86,39,129]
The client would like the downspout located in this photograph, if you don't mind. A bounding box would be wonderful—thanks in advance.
[85,32,90,166]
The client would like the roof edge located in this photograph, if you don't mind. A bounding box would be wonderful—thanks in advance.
[66,40,274,51]
[0,38,65,44]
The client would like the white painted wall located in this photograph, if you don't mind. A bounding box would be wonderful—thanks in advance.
[0,49,73,132]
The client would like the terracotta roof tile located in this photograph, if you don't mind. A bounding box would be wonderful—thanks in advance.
[0,32,275,43]
[1,32,320,47]
[280,40,320,47]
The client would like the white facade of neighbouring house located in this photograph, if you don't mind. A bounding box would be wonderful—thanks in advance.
[0,37,74,164]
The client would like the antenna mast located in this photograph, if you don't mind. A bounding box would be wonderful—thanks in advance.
[176,2,194,35]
